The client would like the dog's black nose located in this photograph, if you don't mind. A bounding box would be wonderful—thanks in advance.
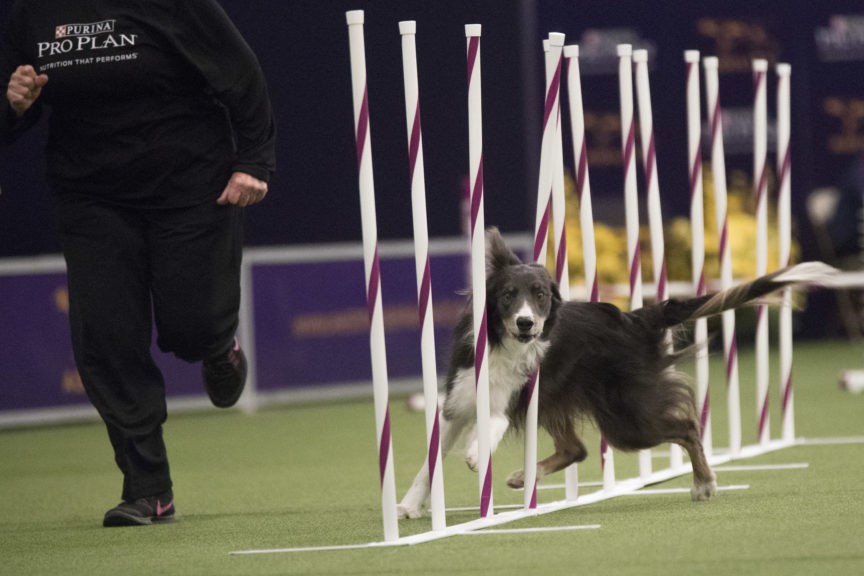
[516,317,534,332]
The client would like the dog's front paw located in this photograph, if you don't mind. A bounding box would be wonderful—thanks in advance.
[465,454,478,472]
[690,477,718,501]
[465,443,479,472]
[397,502,425,519]
[506,469,525,489]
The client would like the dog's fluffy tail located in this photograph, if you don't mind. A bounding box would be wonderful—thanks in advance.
[659,262,837,327]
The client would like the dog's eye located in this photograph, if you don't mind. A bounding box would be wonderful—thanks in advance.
[536,291,547,302]
[501,292,513,305]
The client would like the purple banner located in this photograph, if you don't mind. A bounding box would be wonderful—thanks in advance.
[0,242,489,417]
[0,271,82,410]
[251,252,469,391]
[1,269,207,412]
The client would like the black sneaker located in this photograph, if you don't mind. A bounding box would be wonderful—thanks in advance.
[103,491,175,527]
[202,337,247,408]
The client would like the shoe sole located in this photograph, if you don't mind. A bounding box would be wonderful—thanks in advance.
[103,511,175,527]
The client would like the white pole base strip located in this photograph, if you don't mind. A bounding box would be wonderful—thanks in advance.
[230,435,827,554]
[345,9,399,543]
[399,19,446,532]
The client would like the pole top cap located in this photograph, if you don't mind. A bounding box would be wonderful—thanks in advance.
[399,21,416,35]
[465,24,481,37]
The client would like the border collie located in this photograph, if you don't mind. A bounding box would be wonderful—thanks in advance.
[397,227,835,519]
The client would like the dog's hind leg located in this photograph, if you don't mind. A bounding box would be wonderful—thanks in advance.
[397,414,463,519]
[506,416,587,489]
[664,411,717,501]
[680,433,717,501]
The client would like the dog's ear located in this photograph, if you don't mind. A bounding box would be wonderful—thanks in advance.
[551,280,562,307]
[485,227,522,278]
[542,280,563,338]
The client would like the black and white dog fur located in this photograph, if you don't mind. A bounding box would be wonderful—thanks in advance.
[397,227,835,519]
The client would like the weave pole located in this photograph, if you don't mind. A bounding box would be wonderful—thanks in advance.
[633,49,684,468]
[465,23,493,519]
[567,46,615,494]
[564,43,601,498]
[398,20,446,531]
[776,62,795,444]
[548,36,571,307]
[564,46,599,305]
[617,44,652,480]
[703,56,742,456]
[632,50,668,305]
[752,58,770,447]
[684,50,712,457]
[531,32,566,507]
[345,10,399,543]
[550,38,570,312]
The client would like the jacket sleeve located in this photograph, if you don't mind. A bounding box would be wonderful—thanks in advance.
[167,0,276,182]
[0,2,43,145]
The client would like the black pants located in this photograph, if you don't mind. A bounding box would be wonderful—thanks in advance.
[56,194,243,501]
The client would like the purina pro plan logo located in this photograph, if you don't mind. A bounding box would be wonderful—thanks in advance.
[38,20,137,57]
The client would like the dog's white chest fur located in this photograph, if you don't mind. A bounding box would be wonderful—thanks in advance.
[447,337,549,419]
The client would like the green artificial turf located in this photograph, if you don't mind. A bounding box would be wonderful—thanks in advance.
[1,340,863,575]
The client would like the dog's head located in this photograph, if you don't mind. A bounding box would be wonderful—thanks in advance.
[485,227,561,346]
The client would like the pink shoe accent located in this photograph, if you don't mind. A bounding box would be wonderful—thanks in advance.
[156,499,174,517]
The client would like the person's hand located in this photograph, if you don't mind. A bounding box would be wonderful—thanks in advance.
[217,171,268,206]
[6,65,48,117]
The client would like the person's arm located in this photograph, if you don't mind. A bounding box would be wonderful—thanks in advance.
[0,4,44,144]
[166,0,276,182]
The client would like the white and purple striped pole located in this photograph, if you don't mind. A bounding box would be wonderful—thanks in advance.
[753,58,770,447]
[345,10,399,542]
[685,50,712,458]
[549,37,571,306]
[633,50,668,305]
[704,56,742,456]
[566,44,614,493]
[530,32,566,508]
[776,62,795,444]
[634,49,684,468]
[564,43,599,498]
[567,48,615,495]
[399,20,446,531]
[465,23,493,518]
[533,36,558,268]
[618,44,643,313]
[565,45,599,304]
[617,44,651,480]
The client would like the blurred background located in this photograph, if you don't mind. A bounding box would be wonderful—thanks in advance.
[1,1,862,408]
